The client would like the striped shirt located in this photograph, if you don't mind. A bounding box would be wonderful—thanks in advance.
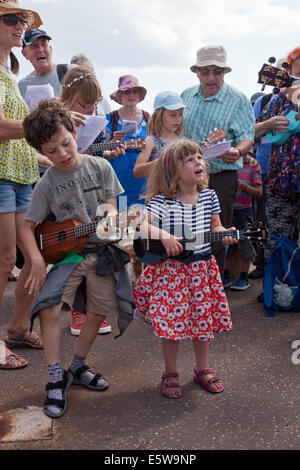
[145,189,221,256]
[181,83,255,174]
[234,163,262,210]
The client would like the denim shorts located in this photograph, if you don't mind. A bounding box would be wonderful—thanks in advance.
[0,178,33,214]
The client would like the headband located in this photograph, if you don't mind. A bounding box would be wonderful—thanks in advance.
[62,72,96,89]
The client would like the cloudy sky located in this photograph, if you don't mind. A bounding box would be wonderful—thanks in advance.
[16,0,300,112]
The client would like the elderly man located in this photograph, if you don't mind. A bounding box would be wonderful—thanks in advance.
[19,28,73,99]
[181,45,255,275]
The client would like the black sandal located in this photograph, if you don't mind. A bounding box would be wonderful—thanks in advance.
[43,370,73,418]
[69,365,109,391]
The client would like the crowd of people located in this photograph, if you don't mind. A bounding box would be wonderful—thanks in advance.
[0,1,299,416]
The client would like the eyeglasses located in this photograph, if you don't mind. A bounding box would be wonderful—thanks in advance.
[1,14,28,29]
[197,68,224,76]
[76,97,103,110]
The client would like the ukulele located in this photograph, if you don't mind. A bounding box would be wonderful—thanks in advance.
[266,109,300,145]
[258,57,296,93]
[199,129,227,148]
[133,224,266,264]
[35,209,143,264]
[89,137,145,154]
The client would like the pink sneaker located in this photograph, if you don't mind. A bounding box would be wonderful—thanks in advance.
[71,309,86,336]
[70,310,112,336]
[98,320,112,334]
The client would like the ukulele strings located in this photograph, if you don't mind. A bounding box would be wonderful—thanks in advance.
[38,214,139,247]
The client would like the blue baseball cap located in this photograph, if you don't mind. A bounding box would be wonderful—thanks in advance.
[22,29,52,49]
[154,91,190,111]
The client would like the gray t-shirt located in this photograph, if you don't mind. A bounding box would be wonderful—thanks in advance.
[26,155,124,246]
[18,67,64,99]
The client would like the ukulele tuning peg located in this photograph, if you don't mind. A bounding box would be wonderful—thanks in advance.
[282,61,289,69]
[268,57,276,64]
[273,87,280,94]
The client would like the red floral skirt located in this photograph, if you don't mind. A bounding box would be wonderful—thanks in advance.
[134,257,232,341]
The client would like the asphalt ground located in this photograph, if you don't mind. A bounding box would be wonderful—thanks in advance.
[0,273,299,452]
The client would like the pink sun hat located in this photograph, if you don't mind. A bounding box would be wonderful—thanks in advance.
[110,75,147,104]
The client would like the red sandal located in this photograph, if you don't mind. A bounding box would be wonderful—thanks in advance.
[161,372,182,399]
[193,368,224,393]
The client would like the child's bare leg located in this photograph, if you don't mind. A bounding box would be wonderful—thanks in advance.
[39,303,62,364]
[69,312,108,391]
[193,340,223,392]
[161,338,181,397]
[75,312,105,357]
[39,303,67,417]
[240,259,251,275]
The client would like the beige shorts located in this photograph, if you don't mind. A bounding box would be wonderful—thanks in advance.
[61,254,119,316]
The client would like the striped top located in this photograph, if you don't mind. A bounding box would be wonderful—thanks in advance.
[234,163,262,210]
[181,83,255,174]
[145,189,221,255]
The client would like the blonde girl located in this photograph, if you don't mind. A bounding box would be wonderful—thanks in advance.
[134,139,237,398]
[133,91,188,179]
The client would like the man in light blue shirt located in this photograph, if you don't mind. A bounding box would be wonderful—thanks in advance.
[181,45,255,274]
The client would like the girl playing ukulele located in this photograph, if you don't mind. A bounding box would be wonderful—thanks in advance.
[134,139,237,398]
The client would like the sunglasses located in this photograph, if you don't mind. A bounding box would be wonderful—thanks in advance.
[76,97,103,110]
[1,14,28,29]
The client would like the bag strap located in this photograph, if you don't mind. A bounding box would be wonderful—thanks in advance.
[57,64,70,83]
[142,110,150,123]
[282,246,300,282]
[110,111,119,133]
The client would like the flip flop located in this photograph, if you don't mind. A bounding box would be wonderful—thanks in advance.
[5,329,43,349]
[0,353,28,370]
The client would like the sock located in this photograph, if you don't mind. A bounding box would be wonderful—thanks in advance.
[239,272,249,281]
[46,362,63,415]
[69,354,86,374]
[69,354,94,385]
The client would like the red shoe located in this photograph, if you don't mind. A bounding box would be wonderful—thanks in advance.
[98,320,112,334]
[71,310,112,335]
[70,309,86,336]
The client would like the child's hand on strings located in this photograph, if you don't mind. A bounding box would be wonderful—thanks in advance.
[221,227,239,246]
[161,234,184,256]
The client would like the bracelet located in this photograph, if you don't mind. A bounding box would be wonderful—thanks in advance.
[237,148,243,157]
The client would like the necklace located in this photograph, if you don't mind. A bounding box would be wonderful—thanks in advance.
[0,62,10,71]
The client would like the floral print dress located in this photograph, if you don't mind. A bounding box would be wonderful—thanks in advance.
[133,192,232,341]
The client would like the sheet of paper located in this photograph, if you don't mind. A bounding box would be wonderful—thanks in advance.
[24,84,55,111]
[76,115,108,153]
[122,119,137,135]
[202,140,232,162]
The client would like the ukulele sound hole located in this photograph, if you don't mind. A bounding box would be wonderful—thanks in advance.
[58,230,68,243]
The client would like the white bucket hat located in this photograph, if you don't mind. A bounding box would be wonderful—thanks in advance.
[190,45,232,74]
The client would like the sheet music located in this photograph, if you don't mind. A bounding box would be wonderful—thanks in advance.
[24,84,55,111]
[76,115,108,153]
[202,140,232,162]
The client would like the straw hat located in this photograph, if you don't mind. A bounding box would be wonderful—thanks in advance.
[0,0,42,30]
[110,75,147,104]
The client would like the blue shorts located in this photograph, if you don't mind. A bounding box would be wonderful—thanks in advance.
[0,178,33,214]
